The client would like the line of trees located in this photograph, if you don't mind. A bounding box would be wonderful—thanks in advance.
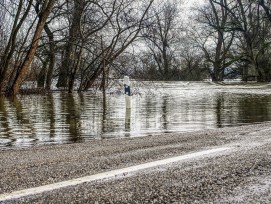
[1,0,271,96]
[0,0,154,96]
[193,0,271,82]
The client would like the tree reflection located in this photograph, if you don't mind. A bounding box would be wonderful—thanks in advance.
[125,108,131,137]
[237,95,271,124]
[63,93,82,143]
[161,96,169,130]
[215,94,223,128]
[1,83,271,148]
[101,93,107,135]
[47,94,55,140]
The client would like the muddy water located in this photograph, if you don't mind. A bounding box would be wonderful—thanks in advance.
[1,82,271,148]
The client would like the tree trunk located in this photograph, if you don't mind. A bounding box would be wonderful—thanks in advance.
[44,23,56,90]
[57,0,85,89]
[0,0,33,92]
[37,57,49,88]
[7,0,55,96]
[68,43,84,93]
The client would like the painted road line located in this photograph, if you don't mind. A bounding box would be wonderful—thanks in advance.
[0,147,230,202]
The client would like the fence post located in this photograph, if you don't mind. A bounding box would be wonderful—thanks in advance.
[124,76,131,109]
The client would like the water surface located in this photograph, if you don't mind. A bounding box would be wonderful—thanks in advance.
[1,82,271,148]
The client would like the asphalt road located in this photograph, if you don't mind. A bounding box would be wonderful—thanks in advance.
[1,123,271,203]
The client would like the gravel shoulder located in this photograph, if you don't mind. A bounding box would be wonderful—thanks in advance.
[1,122,271,203]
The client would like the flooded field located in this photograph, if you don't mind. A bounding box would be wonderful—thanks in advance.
[1,81,271,148]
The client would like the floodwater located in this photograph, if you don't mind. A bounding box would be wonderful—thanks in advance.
[1,81,271,148]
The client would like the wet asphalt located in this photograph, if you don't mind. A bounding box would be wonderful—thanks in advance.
[1,123,271,203]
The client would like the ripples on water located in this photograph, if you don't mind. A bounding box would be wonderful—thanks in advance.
[1,82,271,148]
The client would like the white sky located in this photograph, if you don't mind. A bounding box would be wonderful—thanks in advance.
[183,0,205,8]
[181,0,205,21]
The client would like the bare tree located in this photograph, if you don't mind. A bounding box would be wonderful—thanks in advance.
[179,39,207,81]
[35,0,66,89]
[0,0,34,92]
[211,0,271,81]
[77,0,154,92]
[8,0,56,96]
[56,0,86,91]
[194,0,236,81]
[258,0,271,22]
[0,0,155,95]
[142,0,182,80]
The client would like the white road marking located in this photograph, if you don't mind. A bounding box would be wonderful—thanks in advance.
[0,147,230,202]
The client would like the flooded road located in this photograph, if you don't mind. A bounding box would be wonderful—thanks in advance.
[1,82,271,148]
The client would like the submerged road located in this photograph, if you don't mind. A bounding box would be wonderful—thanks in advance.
[0,123,271,203]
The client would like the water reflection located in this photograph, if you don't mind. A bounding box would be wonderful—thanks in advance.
[1,82,271,148]
[215,94,223,128]
[125,108,131,137]
[161,96,169,130]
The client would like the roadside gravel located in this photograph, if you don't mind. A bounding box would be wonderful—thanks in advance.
[1,122,271,203]
[12,143,271,204]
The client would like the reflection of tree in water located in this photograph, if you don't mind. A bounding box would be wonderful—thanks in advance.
[0,98,9,132]
[1,83,271,148]
[100,93,114,139]
[0,96,46,146]
[62,93,82,143]
[161,96,169,130]
[11,97,23,122]
[100,94,121,139]
[215,93,247,128]
[12,97,35,137]
[215,93,271,127]
[101,94,107,134]
[215,94,224,128]
[125,108,131,137]
[0,97,11,146]
[144,96,158,129]
[237,95,271,123]
[46,94,55,140]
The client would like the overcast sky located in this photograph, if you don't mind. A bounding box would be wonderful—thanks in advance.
[183,0,205,8]
[180,0,205,21]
